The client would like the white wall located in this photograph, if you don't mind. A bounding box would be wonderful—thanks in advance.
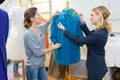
[107,0,120,32]
[51,0,66,13]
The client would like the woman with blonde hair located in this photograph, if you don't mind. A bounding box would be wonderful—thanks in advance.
[58,6,112,80]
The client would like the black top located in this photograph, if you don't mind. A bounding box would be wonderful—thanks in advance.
[63,23,108,76]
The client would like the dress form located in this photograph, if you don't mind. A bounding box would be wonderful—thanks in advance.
[6,0,30,60]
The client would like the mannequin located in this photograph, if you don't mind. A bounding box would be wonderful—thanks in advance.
[48,8,83,80]
[6,0,30,78]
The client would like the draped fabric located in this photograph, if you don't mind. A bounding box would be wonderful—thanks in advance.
[105,35,120,67]
[6,7,26,60]
[50,8,83,65]
[0,9,9,80]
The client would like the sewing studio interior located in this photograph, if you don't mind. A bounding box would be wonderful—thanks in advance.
[0,0,120,80]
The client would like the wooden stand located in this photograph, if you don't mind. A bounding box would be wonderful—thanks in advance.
[65,66,75,80]
[14,60,25,80]
[21,60,25,80]
[66,1,69,8]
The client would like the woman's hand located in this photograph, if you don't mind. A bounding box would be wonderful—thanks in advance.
[58,23,65,30]
[52,11,59,17]
[79,13,85,23]
[44,43,61,54]
[53,43,61,49]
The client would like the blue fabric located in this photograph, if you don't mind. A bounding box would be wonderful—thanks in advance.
[0,9,9,80]
[63,23,108,79]
[26,66,48,80]
[50,8,83,65]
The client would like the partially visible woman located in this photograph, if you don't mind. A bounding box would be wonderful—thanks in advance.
[0,0,9,80]
[23,7,61,80]
[58,6,112,80]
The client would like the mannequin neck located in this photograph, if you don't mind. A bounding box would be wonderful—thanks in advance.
[18,0,29,8]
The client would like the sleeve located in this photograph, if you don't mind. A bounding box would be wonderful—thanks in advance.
[37,21,50,35]
[50,18,58,44]
[24,33,44,57]
[4,12,9,44]
[80,23,91,36]
[77,20,83,38]
[63,30,99,45]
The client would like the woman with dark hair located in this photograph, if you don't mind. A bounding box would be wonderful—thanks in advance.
[23,7,61,80]
[58,6,112,80]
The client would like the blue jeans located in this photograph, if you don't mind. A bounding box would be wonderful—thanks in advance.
[26,65,48,80]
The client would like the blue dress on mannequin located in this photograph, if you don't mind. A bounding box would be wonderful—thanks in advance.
[50,8,83,65]
[0,9,9,80]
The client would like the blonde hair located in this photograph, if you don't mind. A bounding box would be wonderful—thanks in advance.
[92,6,112,34]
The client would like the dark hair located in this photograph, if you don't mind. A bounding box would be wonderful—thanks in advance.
[24,7,37,29]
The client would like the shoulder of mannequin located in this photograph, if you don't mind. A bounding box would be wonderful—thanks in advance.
[10,6,27,11]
